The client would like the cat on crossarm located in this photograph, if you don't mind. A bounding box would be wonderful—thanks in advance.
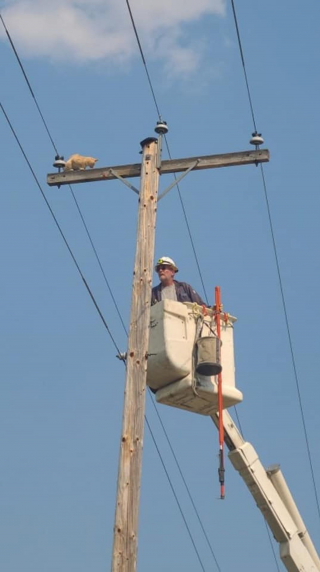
[64,154,98,171]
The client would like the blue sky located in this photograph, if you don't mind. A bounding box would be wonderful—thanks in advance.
[1,1,320,570]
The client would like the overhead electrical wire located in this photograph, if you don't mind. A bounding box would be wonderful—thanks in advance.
[0,12,128,339]
[68,194,128,336]
[229,0,320,522]
[163,139,210,305]
[125,0,210,305]
[145,415,207,572]
[0,102,122,357]
[229,0,257,133]
[1,16,216,569]
[125,0,161,118]
[148,392,222,571]
[260,164,320,520]
[0,13,59,155]
[264,519,281,572]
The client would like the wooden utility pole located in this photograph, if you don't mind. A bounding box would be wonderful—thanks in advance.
[111,137,159,571]
[47,127,269,572]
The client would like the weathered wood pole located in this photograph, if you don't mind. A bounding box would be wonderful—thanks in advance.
[111,137,160,572]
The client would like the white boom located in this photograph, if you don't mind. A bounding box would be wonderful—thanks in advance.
[211,410,320,572]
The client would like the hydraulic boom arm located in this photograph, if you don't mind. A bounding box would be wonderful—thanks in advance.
[211,410,320,572]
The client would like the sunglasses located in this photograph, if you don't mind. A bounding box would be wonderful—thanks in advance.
[156,265,173,271]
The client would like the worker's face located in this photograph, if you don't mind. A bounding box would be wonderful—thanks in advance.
[157,264,175,284]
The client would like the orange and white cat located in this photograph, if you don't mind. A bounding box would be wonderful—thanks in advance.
[64,154,98,171]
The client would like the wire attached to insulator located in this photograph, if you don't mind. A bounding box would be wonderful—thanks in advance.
[215,286,225,499]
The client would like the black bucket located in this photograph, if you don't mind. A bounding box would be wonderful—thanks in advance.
[195,336,222,376]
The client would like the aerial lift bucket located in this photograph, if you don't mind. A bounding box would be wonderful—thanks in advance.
[146,300,242,415]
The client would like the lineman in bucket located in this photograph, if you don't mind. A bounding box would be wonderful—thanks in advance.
[151,256,206,306]
[151,257,221,377]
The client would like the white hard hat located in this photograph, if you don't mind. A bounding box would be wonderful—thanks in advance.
[155,256,179,272]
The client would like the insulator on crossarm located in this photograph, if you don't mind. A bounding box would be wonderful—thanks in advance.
[53,155,66,170]
[154,120,168,135]
[250,132,264,147]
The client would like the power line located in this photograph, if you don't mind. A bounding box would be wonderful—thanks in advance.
[264,518,281,572]
[163,136,210,304]
[229,0,320,522]
[148,390,222,571]
[260,163,320,519]
[0,13,59,155]
[125,0,161,119]
[124,0,210,305]
[233,404,244,436]
[68,185,128,336]
[145,415,208,572]
[229,0,257,132]
[0,102,122,357]
[0,12,128,338]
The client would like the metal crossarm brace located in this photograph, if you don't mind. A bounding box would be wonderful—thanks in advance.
[109,168,139,195]
[158,160,200,200]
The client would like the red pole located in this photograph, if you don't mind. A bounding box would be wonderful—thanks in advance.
[215,286,225,499]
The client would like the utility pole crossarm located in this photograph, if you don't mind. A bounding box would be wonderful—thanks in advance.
[47,149,269,187]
